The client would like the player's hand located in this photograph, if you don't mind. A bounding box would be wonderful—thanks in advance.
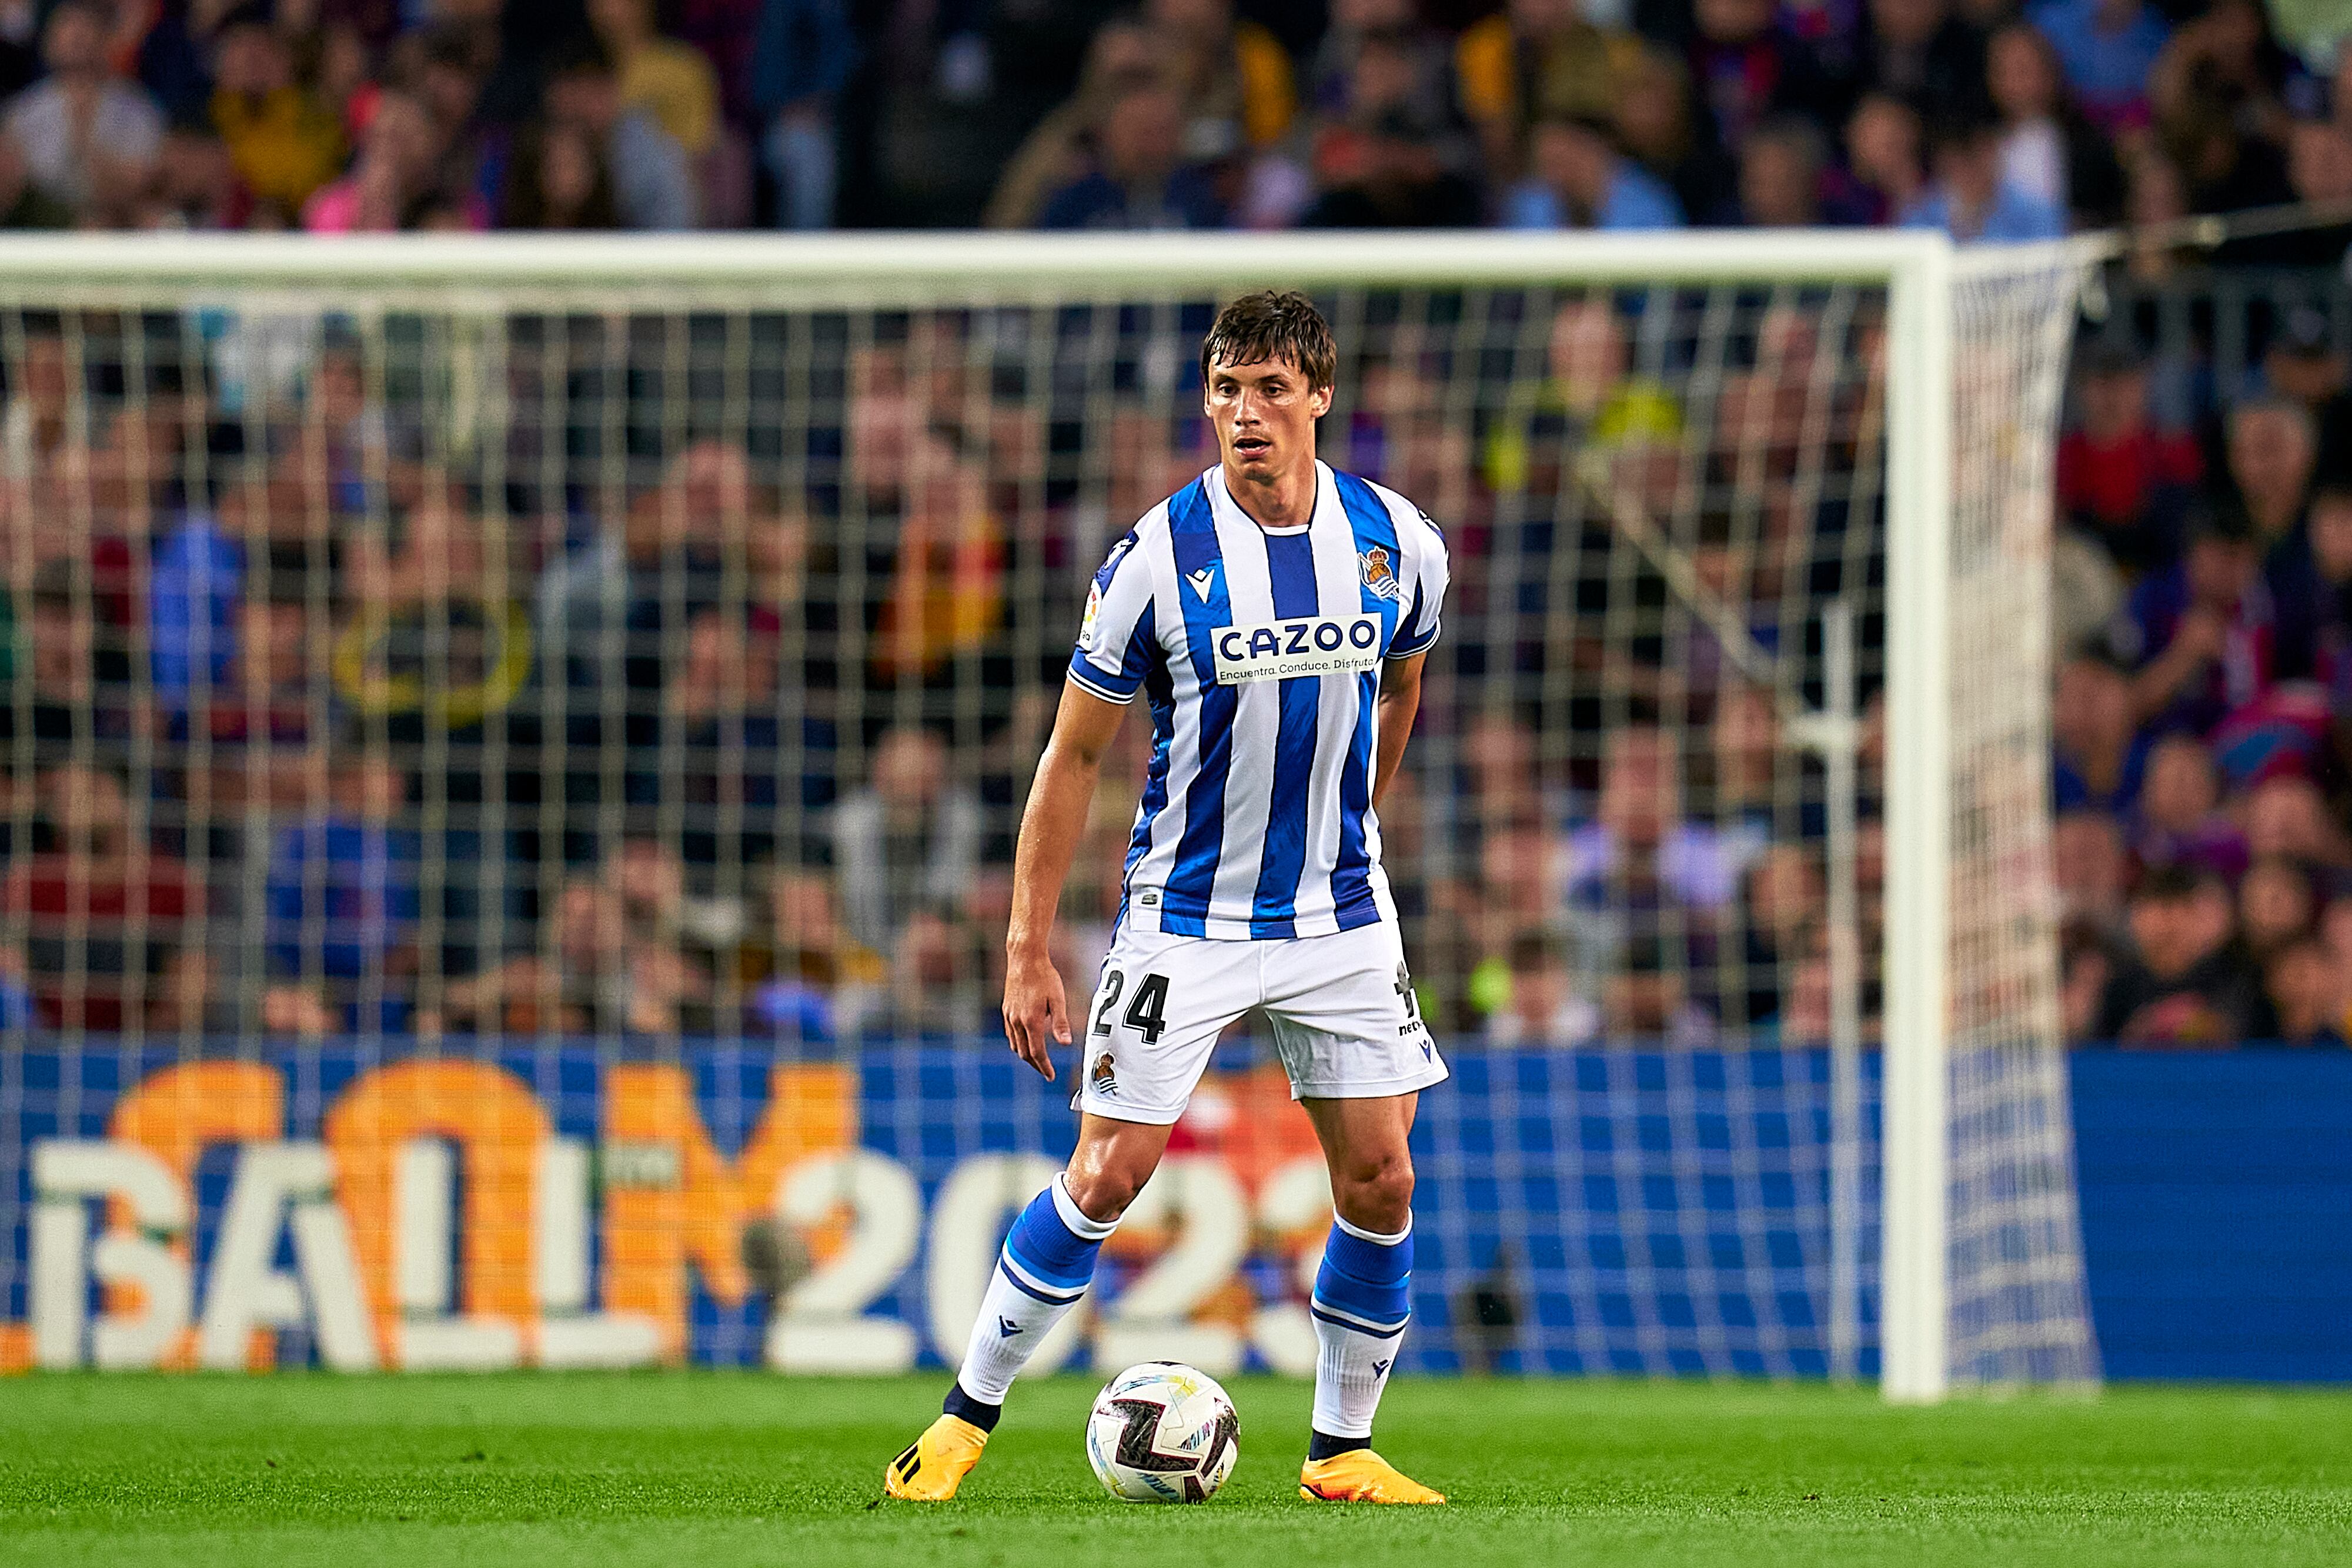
[1002,948,1071,1081]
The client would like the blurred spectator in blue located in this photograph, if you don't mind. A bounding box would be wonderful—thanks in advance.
[985,16,1157,229]
[1502,113,1685,230]
[2123,507,2274,737]
[2051,653,2146,815]
[2092,862,2256,1044]
[749,863,883,1040]
[831,725,984,954]
[1988,21,2126,228]
[149,462,253,715]
[1733,114,1827,226]
[752,0,855,230]
[264,750,422,1017]
[2269,482,2352,691]
[5,0,161,222]
[1037,81,1226,230]
[1903,115,2066,240]
[542,36,697,230]
[1685,0,1836,191]
[1300,105,1481,228]
[2029,0,2167,135]
[1568,726,1743,917]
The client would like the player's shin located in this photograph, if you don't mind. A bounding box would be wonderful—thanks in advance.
[948,1172,1117,1420]
[1307,1214,1412,1457]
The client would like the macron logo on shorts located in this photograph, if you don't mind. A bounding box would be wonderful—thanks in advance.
[1210,614,1383,686]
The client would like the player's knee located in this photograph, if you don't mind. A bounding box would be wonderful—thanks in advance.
[1062,1154,1151,1224]
[1335,1151,1415,1232]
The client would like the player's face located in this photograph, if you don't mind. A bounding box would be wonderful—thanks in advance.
[1204,356,1331,487]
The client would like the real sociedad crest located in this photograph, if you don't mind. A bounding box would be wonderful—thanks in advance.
[1359,546,1399,600]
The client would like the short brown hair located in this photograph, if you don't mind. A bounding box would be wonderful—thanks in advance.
[1200,289,1336,392]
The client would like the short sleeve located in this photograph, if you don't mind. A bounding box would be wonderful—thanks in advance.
[1388,509,1448,658]
[1068,530,1158,703]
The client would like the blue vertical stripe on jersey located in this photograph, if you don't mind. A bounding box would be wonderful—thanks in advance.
[1250,530,1322,938]
[1329,472,1404,924]
[1117,658,1177,934]
[1164,480,1231,936]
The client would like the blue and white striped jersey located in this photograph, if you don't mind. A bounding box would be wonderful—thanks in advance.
[1068,462,1448,940]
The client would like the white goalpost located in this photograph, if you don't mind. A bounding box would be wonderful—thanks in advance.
[0,230,2098,1397]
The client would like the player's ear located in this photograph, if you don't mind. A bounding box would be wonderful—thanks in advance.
[1308,383,1334,420]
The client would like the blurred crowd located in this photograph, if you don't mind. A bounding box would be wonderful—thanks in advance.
[0,260,2347,1054]
[0,0,2347,239]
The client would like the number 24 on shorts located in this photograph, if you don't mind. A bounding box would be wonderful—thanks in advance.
[1092,969,1171,1044]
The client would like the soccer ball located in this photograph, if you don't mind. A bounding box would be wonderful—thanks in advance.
[1084,1362,1240,1503]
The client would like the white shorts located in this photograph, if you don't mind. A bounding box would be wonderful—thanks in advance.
[1074,920,1447,1126]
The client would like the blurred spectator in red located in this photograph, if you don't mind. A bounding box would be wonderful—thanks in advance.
[542,36,697,229]
[751,0,855,230]
[2029,0,2168,135]
[209,10,345,221]
[2057,341,2200,575]
[2130,732,2247,882]
[1482,925,1598,1045]
[2093,862,2255,1044]
[590,0,720,160]
[2124,507,2273,737]
[501,117,622,229]
[4,1,161,221]
[1036,81,1225,230]
[1504,112,1686,230]
[303,85,479,231]
[2052,651,2144,814]
[2,760,201,1032]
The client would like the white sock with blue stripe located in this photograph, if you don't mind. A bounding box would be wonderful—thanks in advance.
[1309,1213,1412,1453]
[953,1174,1117,1407]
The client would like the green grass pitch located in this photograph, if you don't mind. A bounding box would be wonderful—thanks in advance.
[4,1373,2349,1567]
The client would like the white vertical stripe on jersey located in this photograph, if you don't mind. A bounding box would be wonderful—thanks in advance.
[1294,469,1366,931]
[1204,477,1280,927]
[1125,521,1194,930]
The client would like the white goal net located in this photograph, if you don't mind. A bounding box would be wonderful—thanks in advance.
[0,234,2095,1395]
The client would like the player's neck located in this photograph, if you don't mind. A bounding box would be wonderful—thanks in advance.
[1220,454,1319,531]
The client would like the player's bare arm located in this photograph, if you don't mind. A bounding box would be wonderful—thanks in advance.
[1372,650,1425,809]
[1001,678,1128,1081]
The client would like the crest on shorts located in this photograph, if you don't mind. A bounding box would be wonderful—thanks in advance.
[1359,546,1399,600]
[1092,1052,1118,1096]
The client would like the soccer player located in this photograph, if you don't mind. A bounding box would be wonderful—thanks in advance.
[884,291,1449,1506]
